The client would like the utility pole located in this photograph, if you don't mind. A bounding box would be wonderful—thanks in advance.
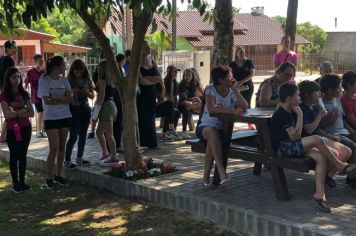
[172,0,177,51]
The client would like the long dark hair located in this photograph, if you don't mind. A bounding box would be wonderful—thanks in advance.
[179,68,198,94]
[3,67,29,102]
[164,68,178,97]
[45,55,64,75]
[67,59,91,87]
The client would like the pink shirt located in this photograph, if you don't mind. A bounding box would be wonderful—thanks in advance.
[273,51,298,67]
[0,93,31,130]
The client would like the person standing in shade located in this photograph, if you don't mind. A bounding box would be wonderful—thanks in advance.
[0,40,17,143]
[230,46,255,129]
[37,56,72,189]
[1,67,34,192]
[25,54,45,138]
[64,59,94,168]
[137,41,163,149]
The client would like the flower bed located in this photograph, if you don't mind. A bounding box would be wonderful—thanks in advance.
[107,157,177,181]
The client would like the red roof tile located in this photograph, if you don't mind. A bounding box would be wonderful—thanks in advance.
[109,11,309,48]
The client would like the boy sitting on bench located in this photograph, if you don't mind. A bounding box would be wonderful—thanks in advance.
[269,83,356,213]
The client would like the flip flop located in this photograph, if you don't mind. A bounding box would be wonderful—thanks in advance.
[313,197,331,213]
[339,165,356,179]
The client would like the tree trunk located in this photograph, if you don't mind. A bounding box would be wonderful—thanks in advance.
[285,0,298,50]
[211,0,233,67]
[76,7,153,170]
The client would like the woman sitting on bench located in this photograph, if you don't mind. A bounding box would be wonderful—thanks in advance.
[196,66,248,187]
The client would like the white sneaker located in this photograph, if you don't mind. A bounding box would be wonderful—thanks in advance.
[165,130,183,141]
[180,131,191,139]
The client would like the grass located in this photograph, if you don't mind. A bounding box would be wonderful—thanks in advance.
[0,159,243,236]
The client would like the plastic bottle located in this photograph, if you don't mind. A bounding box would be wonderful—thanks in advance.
[13,123,22,142]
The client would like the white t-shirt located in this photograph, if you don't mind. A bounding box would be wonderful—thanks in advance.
[37,75,72,120]
[199,85,237,129]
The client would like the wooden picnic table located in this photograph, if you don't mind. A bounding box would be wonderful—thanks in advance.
[210,107,302,201]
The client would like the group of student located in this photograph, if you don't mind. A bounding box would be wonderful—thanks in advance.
[197,58,356,213]
[0,39,208,192]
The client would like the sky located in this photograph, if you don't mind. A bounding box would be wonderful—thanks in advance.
[177,0,356,32]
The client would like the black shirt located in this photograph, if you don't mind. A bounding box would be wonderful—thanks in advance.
[269,106,298,151]
[0,56,15,88]
[229,59,254,86]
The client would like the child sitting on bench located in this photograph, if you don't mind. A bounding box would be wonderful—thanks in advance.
[269,83,356,213]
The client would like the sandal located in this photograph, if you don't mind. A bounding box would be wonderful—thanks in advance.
[220,178,230,186]
[313,197,331,213]
[339,164,356,178]
[203,182,211,189]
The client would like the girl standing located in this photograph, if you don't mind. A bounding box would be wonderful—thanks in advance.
[1,67,34,192]
[38,56,72,189]
[64,59,94,168]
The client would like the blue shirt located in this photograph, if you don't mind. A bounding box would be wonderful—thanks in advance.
[269,106,298,151]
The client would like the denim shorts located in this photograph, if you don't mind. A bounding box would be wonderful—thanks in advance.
[276,139,304,157]
[196,125,207,141]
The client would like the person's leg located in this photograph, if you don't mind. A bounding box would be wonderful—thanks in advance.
[339,134,356,164]
[178,105,189,132]
[77,105,91,160]
[324,139,351,177]
[0,121,7,142]
[6,129,20,188]
[305,148,327,201]
[174,109,181,130]
[45,129,59,180]
[65,106,80,164]
[56,127,69,177]
[96,120,109,156]
[302,135,350,171]
[113,99,123,150]
[102,120,117,161]
[203,144,214,184]
[202,127,228,181]
[88,119,97,138]
[18,126,32,187]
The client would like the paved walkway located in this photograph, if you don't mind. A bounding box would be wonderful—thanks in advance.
[0,120,355,236]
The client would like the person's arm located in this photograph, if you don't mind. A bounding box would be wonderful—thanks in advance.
[19,100,34,118]
[205,90,243,116]
[345,114,356,129]
[232,83,248,111]
[24,71,30,90]
[258,83,279,107]
[303,109,327,134]
[96,79,106,106]
[241,61,255,85]
[319,110,338,128]
[1,99,34,119]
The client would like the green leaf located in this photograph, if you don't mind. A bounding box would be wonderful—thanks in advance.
[199,3,206,16]
[193,0,200,9]
[76,0,81,10]
[203,12,209,22]
[151,17,157,33]
[166,0,171,12]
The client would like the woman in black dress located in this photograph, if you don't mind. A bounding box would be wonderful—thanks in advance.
[137,41,163,148]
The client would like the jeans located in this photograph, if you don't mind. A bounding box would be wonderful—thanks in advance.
[65,104,91,161]
[339,133,356,151]
[7,125,31,185]
[178,105,189,132]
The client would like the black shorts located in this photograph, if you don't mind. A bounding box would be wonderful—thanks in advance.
[34,101,43,112]
[44,118,71,131]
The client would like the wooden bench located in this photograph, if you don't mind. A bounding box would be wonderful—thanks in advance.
[187,128,316,201]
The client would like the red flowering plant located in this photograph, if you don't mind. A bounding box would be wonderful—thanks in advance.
[108,157,177,181]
